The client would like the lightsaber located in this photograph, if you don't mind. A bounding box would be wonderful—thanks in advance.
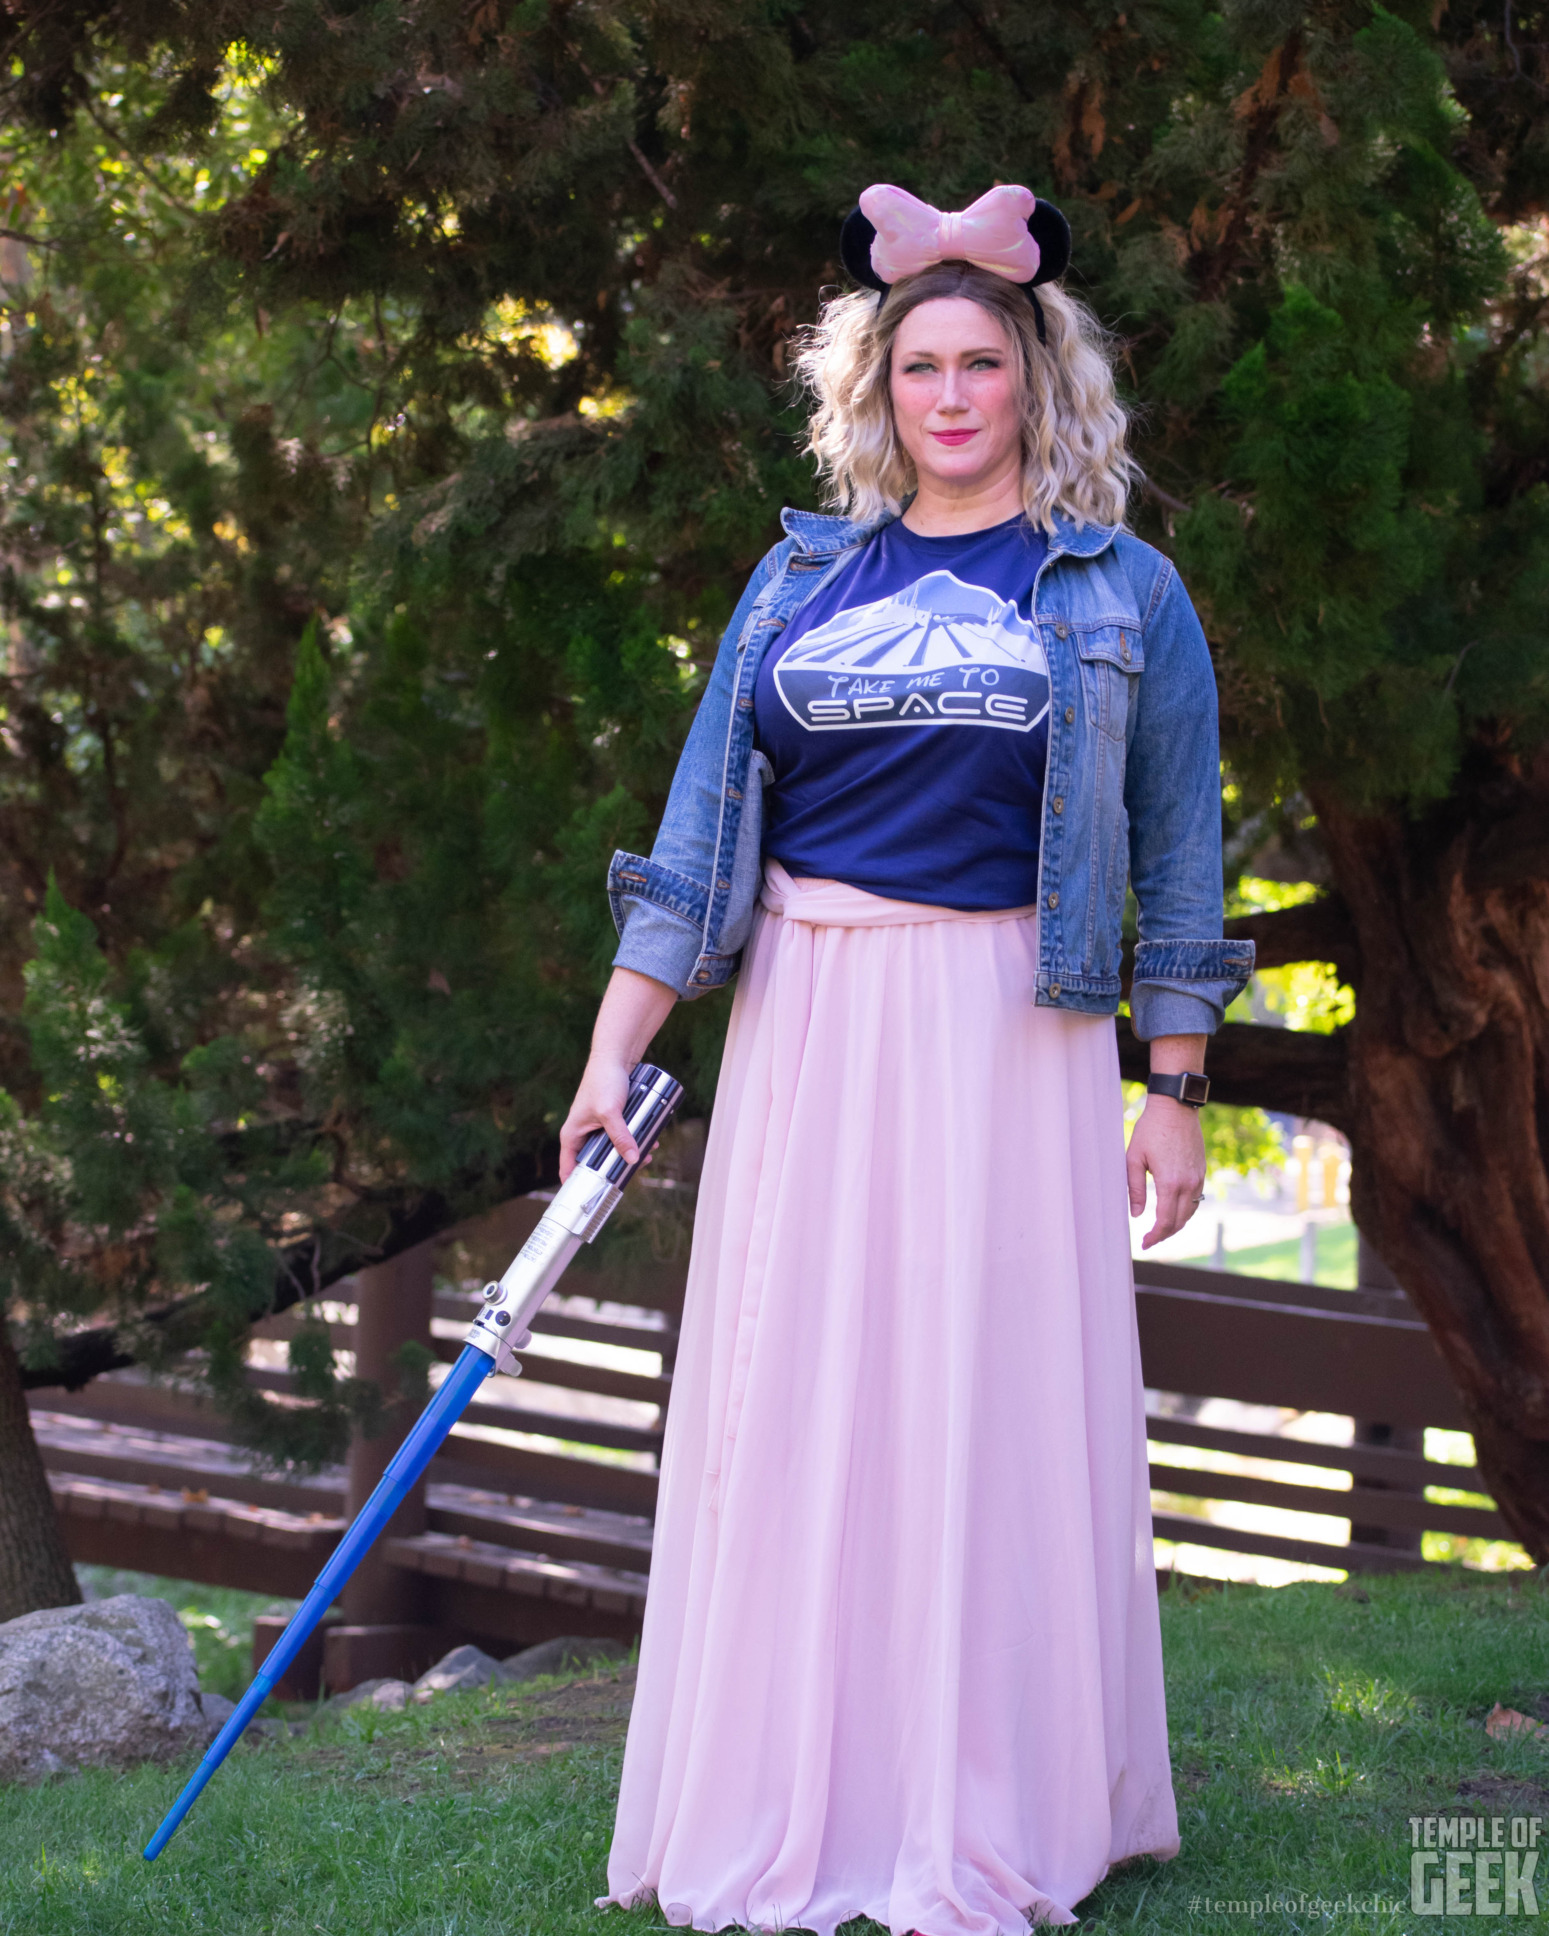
[143,1061,683,1861]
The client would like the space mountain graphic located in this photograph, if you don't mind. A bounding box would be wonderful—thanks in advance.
[773,569,1051,734]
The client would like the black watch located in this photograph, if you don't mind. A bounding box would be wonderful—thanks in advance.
[1147,1071,1210,1109]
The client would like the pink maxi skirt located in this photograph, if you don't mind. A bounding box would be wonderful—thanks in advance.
[603,862,1178,1934]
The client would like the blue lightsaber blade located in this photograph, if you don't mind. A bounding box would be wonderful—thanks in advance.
[143,1062,682,1861]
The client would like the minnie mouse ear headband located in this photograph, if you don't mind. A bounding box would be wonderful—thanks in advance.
[839,183,1072,344]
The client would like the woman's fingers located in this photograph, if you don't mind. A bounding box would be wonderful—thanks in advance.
[1146,1174,1190,1245]
[1131,1100,1206,1250]
[1148,1179,1196,1246]
[1155,1166,1206,1244]
[1125,1136,1148,1219]
[600,1103,640,1169]
[558,1060,636,1180]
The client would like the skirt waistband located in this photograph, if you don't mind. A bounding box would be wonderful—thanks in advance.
[759,858,1039,929]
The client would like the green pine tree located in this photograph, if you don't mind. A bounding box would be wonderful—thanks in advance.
[2,1,1548,1610]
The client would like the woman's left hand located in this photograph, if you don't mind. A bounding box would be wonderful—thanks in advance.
[1127,1098,1207,1250]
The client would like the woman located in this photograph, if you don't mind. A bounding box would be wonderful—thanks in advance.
[564,184,1254,1935]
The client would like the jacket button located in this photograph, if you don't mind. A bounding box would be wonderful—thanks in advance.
[1049,984,1061,999]
[1052,796,1064,814]
[1064,706,1075,725]
[1047,891,1059,909]
[737,696,753,710]
[1054,621,1069,639]
[716,878,730,890]
[695,971,710,984]
[1120,634,1131,662]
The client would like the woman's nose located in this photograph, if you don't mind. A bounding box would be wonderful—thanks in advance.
[936,367,967,413]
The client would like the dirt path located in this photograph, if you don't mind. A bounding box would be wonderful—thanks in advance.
[283,1666,638,1794]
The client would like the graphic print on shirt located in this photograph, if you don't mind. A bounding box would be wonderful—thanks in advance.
[772,570,1050,735]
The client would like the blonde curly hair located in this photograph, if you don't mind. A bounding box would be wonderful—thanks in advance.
[794,261,1135,533]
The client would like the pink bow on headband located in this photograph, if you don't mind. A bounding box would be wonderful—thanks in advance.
[859,182,1041,285]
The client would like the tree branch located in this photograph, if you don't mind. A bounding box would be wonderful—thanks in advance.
[569,49,678,208]
[17,1144,550,1392]
[1118,896,1361,998]
[1142,476,1192,517]
[1223,895,1361,983]
[1117,1016,1351,1130]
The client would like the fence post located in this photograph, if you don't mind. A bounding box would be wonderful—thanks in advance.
[339,1239,438,1627]
[1350,1230,1424,1554]
[1292,1134,1313,1213]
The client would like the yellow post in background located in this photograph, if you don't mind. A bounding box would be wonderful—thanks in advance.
[1292,1134,1313,1213]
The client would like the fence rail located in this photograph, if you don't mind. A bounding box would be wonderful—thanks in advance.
[29,1186,1509,1687]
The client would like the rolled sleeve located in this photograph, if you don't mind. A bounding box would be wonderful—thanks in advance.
[610,901,700,997]
[1129,938,1256,1039]
[607,851,711,999]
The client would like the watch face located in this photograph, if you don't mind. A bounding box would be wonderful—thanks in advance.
[1180,1073,1210,1107]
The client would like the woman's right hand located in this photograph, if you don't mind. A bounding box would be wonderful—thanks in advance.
[558,1054,639,1180]
[558,967,679,1179]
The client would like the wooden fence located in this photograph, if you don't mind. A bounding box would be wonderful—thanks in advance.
[28,1179,1509,1691]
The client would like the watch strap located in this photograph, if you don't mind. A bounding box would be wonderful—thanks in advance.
[1147,1070,1210,1109]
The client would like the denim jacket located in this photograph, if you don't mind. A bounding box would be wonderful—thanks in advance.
[608,506,1254,1038]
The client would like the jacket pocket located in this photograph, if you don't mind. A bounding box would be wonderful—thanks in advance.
[1075,624,1144,743]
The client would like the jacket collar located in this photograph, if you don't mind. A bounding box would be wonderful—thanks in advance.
[780,503,1120,560]
[1047,511,1120,561]
[779,505,895,555]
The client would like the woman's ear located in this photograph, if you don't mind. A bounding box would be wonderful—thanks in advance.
[1027,200,1072,286]
[840,206,888,294]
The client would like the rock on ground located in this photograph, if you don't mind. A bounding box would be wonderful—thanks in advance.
[0,1594,211,1784]
[319,1636,633,1716]
[502,1635,629,1682]
[199,1691,237,1732]
[413,1644,515,1700]
[324,1677,413,1713]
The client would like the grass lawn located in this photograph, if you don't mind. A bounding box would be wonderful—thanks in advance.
[6,1571,1549,1934]
[1175,1220,1359,1290]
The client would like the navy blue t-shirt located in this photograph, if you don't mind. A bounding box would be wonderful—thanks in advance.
[755,515,1051,910]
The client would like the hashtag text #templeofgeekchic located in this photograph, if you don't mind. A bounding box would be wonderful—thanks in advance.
[1186,1896,1408,1917]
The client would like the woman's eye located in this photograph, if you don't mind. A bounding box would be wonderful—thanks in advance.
[969,357,1002,370]
[903,360,936,374]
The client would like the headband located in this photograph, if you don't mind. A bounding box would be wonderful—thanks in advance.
[839,183,1072,344]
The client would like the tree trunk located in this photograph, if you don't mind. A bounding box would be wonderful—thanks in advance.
[0,1326,82,1620]
[1317,769,1549,1560]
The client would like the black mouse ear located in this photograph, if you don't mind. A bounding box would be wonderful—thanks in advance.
[1028,198,1072,286]
[839,206,889,294]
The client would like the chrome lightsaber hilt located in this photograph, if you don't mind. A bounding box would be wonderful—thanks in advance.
[464,1061,683,1374]
[142,1061,682,1862]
